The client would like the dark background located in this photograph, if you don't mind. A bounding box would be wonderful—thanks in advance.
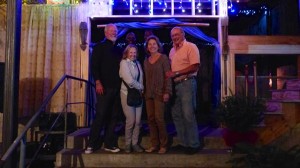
[90,17,218,124]
[89,0,300,123]
[0,63,3,113]
[0,0,299,119]
[228,0,300,35]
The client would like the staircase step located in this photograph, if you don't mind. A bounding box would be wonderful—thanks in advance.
[55,148,232,168]
[257,112,284,129]
[264,111,283,115]
[281,101,300,126]
[66,126,228,151]
[270,89,300,100]
[286,79,300,90]
[283,90,300,100]
[256,111,286,129]
[265,100,282,113]
[256,114,290,145]
[255,120,266,127]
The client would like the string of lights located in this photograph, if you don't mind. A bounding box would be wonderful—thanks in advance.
[228,1,269,16]
[116,41,214,49]
[0,0,269,17]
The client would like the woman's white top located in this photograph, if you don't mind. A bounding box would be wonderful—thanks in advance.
[119,59,144,95]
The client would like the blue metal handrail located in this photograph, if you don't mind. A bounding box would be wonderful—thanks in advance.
[0,74,94,168]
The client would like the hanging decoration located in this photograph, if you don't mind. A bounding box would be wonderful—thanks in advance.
[89,0,110,16]
[155,0,167,13]
[0,0,269,17]
[47,0,68,4]
[178,0,185,13]
[196,0,202,14]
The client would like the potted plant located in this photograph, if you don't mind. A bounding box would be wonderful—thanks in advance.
[216,94,265,147]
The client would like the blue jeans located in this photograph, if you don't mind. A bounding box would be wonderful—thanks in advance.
[172,78,200,148]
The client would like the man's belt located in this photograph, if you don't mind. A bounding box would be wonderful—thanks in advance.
[174,76,196,84]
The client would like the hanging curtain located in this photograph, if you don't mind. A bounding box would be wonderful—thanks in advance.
[17,4,89,118]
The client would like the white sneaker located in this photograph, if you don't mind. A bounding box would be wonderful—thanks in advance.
[84,147,93,154]
[104,147,120,153]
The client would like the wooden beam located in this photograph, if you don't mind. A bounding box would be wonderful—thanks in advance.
[97,22,210,28]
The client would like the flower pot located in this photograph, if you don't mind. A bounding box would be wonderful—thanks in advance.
[222,128,259,147]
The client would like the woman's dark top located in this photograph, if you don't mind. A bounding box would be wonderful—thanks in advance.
[144,54,172,101]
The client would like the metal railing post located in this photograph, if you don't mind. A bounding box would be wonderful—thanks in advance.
[19,136,26,168]
[1,75,94,167]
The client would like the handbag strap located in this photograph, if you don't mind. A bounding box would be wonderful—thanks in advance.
[122,61,140,89]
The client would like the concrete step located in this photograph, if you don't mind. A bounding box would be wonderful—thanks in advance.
[270,89,300,100]
[265,100,282,113]
[256,114,290,145]
[286,79,300,90]
[263,111,283,115]
[55,148,232,168]
[66,126,228,150]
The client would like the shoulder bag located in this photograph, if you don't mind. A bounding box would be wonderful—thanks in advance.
[122,61,143,107]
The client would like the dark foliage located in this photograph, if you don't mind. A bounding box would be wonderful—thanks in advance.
[228,143,300,168]
[217,94,265,132]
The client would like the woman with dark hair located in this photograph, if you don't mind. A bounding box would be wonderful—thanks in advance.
[144,35,172,154]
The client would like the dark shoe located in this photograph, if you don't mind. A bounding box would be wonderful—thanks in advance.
[132,144,144,153]
[104,146,121,153]
[184,147,199,155]
[172,144,186,151]
[124,145,131,153]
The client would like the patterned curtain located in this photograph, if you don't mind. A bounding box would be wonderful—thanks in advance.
[0,5,90,125]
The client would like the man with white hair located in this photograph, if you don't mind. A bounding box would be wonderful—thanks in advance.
[85,24,122,154]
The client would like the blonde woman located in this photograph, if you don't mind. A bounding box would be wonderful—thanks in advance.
[144,35,172,154]
[119,44,144,153]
